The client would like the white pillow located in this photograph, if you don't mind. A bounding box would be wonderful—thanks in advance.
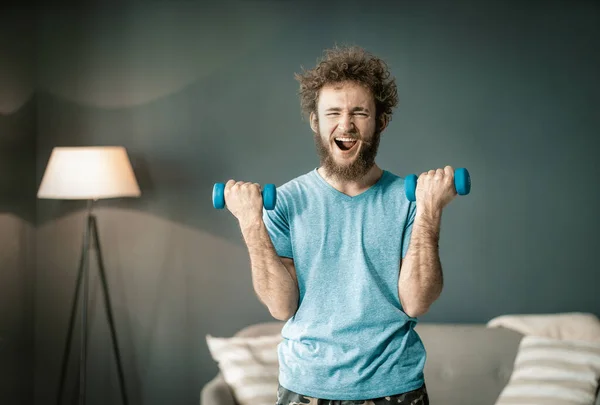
[487,312,600,343]
[495,335,600,405]
[206,333,282,405]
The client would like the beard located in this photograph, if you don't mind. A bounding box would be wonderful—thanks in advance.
[313,127,381,182]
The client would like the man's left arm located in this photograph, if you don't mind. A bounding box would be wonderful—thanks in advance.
[398,165,457,318]
[398,210,443,317]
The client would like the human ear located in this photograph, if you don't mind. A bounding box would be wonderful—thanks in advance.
[378,115,389,132]
[310,112,319,134]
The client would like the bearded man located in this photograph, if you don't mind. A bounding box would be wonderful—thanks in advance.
[223,45,458,404]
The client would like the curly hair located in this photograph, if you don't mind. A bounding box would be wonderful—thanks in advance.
[294,45,399,129]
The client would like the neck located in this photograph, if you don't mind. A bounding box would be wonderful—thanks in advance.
[318,164,383,197]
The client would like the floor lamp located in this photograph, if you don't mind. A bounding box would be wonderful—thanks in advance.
[37,146,141,405]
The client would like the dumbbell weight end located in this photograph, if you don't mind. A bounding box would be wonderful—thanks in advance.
[213,183,226,209]
[405,168,471,202]
[212,183,277,210]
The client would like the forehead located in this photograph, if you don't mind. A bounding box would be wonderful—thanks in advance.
[317,81,375,110]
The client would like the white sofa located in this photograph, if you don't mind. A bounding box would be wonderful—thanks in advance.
[202,321,600,405]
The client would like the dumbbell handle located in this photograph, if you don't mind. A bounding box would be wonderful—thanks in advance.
[405,168,471,202]
[212,183,277,210]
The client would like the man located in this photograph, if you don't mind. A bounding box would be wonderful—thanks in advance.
[223,46,457,404]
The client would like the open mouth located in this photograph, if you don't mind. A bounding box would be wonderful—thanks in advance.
[334,137,358,152]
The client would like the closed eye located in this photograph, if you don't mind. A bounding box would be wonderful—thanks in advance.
[326,112,368,117]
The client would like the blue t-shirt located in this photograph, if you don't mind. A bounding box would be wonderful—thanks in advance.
[262,168,426,400]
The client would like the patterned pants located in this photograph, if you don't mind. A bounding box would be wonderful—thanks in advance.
[276,383,429,405]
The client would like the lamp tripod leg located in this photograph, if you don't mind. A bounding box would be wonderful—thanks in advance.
[56,215,91,405]
[56,211,129,405]
[91,216,129,405]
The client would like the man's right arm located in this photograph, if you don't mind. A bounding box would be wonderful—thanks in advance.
[240,218,299,321]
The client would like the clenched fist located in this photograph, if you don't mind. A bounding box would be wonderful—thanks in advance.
[415,166,458,215]
[224,180,265,227]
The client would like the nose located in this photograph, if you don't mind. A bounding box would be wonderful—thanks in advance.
[338,113,355,133]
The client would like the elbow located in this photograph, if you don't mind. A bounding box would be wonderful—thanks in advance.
[403,290,442,317]
[403,291,443,317]
[271,313,291,321]
[269,305,297,321]
[399,283,443,318]
[403,304,430,318]
[400,292,434,318]
[399,292,431,318]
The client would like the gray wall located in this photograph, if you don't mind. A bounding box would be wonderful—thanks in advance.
[0,8,36,405]
[31,0,600,404]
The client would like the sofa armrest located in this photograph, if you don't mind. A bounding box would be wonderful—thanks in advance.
[201,373,236,405]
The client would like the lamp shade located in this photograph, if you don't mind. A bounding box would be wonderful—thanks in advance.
[37,146,141,200]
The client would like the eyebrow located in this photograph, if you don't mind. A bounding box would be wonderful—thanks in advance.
[324,107,370,113]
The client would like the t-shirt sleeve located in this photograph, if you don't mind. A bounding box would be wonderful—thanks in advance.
[262,191,293,259]
[401,202,417,259]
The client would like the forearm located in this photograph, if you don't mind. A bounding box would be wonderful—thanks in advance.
[240,219,299,320]
[398,209,444,317]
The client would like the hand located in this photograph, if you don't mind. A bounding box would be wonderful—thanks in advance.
[415,166,457,216]
[224,180,264,228]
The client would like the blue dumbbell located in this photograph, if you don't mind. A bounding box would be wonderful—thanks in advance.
[212,183,277,210]
[405,168,471,202]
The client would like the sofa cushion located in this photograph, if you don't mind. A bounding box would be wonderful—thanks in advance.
[495,335,600,405]
[415,323,524,405]
[206,333,281,405]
